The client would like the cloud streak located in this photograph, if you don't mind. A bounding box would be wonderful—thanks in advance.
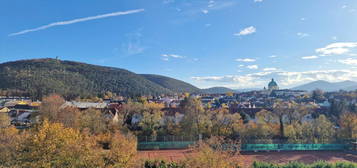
[339,58,357,65]
[247,65,259,69]
[234,26,256,36]
[301,55,318,59]
[9,9,145,36]
[236,58,256,62]
[316,42,357,56]
[161,54,185,61]
[297,32,309,38]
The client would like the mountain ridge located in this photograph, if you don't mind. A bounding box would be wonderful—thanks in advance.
[0,58,197,99]
[140,74,201,93]
[292,80,357,91]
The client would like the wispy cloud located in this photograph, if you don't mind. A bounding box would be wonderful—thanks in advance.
[234,26,256,36]
[163,0,175,4]
[339,58,357,65]
[263,67,278,71]
[121,29,147,56]
[254,0,264,2]
[162,54,184,58]
[316,42,357,56]
[208,0,215,8]
[341,4,356,12]
[269,55,277,58]
[297,32,309,38]
[201,9,209,14]
[161,54,185,61]
[301,55,318,59]
[125,43,145,55]
[9,9,145,36]
[247,65,259,69]
[236,58,256,62]
[169,1,236,24]
[206,1,236,11]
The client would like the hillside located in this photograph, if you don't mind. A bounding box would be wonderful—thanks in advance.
[0,58,175,99]
[292,80,357,92]
[201,87,235,94]
[141,74,200,93]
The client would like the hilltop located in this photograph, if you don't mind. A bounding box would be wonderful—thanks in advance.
[141,74,200,93]
[0,58,197,99]
[292,80,357,92]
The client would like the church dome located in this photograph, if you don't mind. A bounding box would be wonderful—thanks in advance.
[268,78,279,90]
[268,79,278,87]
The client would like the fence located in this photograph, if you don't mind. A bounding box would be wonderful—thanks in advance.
[137,136,198,142]
[138,141,196,150]
[241,144,349,151]
[137,136,197,150]
[137,136,353,151]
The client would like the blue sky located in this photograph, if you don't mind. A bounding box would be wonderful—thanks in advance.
[1,0,357,89]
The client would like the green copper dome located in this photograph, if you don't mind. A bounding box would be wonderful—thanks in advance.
[268,78,278,87]
[268,78,279,91]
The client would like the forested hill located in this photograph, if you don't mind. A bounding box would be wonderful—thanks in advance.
[0,58,191,99]
[141,74,201,93]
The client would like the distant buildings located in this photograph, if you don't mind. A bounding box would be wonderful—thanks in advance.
[61,101,108,110]
[0,97,41,128]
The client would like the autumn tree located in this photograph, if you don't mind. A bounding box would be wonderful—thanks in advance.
[101,132,137,168]
[39,94,65,120]
[18,120,104,168]
[161,112,183,136]
[312,115,336,143]
[338,112,357,140]
[211,108,243,137]
[78,108,108,134]
[0,126,25,167]
[312,89,325,103]
[139,111,163,136]
[180,97,211,137]
[183,137,242,168]
[226,92,234,97]
[285,114,336,143]
[0,112,10,128]
[272,100,297,138]
[119,100,145,129]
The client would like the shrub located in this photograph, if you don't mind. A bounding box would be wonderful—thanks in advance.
[144,160,184,168]
[253,161,280,168]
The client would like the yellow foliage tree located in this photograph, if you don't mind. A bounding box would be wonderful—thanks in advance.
[102,132,137,168]
[78,108,108,134]
[18,120,103,168]
[183,138,242,168]
[339,112,357,139]
[0,126,25,167]
[39,94,66,122]
[0,113,11,128]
